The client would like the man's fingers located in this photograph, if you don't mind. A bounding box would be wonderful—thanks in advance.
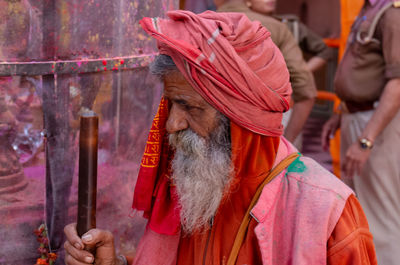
[64,241,94,264]
[345,158,356,178]
[65,253,93,265]
[81,228,114,248]
[321,117,339,151]
[321,124,329,150]
[64,223,84,250]
[355,160,365,176]
[355,164,361,177]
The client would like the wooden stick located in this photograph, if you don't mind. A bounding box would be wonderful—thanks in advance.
[77,111,98,237]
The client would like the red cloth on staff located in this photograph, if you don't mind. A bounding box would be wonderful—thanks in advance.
[133,10,292,235]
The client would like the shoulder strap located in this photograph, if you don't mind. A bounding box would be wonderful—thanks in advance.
[357,1,400,45]
[226,152,301,265]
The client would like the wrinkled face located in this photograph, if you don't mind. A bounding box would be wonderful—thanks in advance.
[164,71,219,138]
[164,71,233,234]
[247,0,276,15]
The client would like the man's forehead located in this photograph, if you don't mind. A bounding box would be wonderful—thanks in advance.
[163,72,205,103]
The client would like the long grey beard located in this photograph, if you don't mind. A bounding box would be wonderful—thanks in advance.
[169,116,233,234]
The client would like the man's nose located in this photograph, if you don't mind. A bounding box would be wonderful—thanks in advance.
[166,104,189,134]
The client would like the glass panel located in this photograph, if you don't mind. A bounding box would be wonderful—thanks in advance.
[1,0,177,62]
[0,75,46,264]
[0,0,177,263]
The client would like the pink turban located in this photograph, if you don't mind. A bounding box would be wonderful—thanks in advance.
[140,10,292,136]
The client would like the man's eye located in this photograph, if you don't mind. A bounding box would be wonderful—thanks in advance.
[173,100,202,112]
[182,104,193,111]
[176,101,193,110]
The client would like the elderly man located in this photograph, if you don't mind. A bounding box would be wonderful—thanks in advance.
[322,1,400,264]
[64,11,376,265]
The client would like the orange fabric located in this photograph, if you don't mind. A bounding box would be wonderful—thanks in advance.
[314,90,341,177]
[324,38,341,48]
[327,194,378,265]
[177,122,279,265]
[176,193,377,265]
[339,0,364,60]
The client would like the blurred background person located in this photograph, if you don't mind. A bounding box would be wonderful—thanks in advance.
[217,0,318,150]
[322,1,400,264]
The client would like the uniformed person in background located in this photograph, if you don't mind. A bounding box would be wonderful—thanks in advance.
[322,1,400,264]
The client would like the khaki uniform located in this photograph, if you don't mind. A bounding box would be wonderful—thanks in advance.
[276,14,334,61]
[334,1,400,264]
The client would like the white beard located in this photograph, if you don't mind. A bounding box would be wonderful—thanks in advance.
[169,116,233,234]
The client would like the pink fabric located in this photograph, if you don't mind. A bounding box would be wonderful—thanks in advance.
[133,227,180,265]
[140,10,292,136]
[133,138,354,265]
[252,138,354,264]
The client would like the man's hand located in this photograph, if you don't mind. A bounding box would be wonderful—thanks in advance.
[321,113,341,151]
[64,223,120,265]
[343,142,371,178]
[284,97,315,143]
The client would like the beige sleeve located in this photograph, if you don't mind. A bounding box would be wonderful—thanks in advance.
[275,25,317,102]
[380,7,400,80]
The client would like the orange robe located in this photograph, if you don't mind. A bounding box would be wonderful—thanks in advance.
[176,123,377,265]
[127,195,377,265]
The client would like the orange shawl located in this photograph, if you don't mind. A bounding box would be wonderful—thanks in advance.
[177,122,279,264]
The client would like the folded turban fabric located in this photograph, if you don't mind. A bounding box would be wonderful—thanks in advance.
[140,10,292,136]
[133,10,292,235]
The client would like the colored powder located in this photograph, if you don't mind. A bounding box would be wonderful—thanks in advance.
[286,154,307,175]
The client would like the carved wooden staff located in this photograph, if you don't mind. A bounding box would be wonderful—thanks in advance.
[77,111,98,237]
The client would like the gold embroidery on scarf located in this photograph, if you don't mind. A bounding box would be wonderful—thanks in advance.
[140,98,168,168]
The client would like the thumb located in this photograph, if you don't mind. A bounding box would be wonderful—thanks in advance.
[82,228,114,246]
[82,229,116,264]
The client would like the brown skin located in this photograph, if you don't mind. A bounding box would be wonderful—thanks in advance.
[284,97,315,142]
[306,57,327,73]
[164,71,219,137]
[246,0,276,15]
[322,78,400,178]
[63,223,120,265]
[63,71,219,265]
